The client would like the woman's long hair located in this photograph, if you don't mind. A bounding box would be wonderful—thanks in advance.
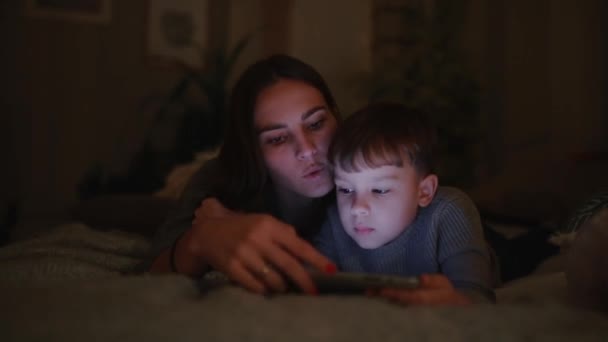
[213,54,340,211]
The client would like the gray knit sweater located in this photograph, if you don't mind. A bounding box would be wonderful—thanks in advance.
[314,187,495,302]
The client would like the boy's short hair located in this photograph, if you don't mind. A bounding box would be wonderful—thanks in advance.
[329,102,436,176]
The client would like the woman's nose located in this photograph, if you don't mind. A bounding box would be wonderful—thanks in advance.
[296,133,318,160]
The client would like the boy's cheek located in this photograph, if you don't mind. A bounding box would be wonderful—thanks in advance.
[335,199,349,213]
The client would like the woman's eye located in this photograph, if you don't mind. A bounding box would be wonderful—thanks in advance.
[308,118,325,131]
[337,187,353,195]
[266,135,287,145]
[372,189,390,194]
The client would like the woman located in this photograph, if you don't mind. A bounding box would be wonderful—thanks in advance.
[149,54,470,305]
[149,54,339,295]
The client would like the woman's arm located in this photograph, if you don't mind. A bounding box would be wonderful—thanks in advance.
[147,159,218,275]
[148,159,335,294]
[154,197,334,295]
[149,215,212,276]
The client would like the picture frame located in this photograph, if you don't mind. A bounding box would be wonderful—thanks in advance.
[25,0,112,24]
[146,0,209,68]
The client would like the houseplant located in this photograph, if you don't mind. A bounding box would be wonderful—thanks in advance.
[79,35,251,198]
[367,1,481,188]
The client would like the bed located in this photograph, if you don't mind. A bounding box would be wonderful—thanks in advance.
[1,215,607,341]
[2,154,607,341]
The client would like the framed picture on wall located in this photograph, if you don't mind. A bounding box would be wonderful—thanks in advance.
[146,0,208,68]
[25,0,112,24]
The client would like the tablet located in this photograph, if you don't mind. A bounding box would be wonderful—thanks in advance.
[309,271,420,294]
[197,270,420,295]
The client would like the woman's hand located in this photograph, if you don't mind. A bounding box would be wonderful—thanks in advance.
[182,198,335,295]
[369,274,471,306]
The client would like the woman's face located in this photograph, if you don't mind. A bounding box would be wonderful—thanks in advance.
[254,79,338,201]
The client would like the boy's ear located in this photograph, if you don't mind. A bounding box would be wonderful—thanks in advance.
[417,174,438,207]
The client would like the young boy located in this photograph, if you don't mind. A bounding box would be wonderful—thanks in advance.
[314,102,495,303]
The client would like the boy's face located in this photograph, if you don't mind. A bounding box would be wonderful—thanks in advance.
[334,160,431,249]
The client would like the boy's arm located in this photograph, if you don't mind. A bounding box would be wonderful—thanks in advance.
[370,189,494,306]
[435,189,496,303]
[312,206,339,264]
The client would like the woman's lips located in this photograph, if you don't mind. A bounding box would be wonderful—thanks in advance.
[303,165,324,178]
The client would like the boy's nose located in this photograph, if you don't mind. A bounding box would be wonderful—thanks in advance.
[351,196,370,216]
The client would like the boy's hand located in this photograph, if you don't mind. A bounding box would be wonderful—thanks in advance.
[368,274,471,306]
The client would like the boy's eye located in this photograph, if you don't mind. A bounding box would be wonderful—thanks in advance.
[337,187,353,194]
[308,118,325,131]
[372,189,390,194]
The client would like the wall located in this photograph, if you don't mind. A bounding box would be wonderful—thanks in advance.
[499,0,606,164]
[548,0,605,152]
[227,0,373,114]
[0,0,373,221]
[463,0,608,217]
[0,1,22,218]
[0,0,183,219]
[0,0,606,224]
[463,0,606,174]
[290,0,372,114]
[367,0,607,217]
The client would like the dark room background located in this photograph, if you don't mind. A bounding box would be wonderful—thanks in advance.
[0,0,606,235]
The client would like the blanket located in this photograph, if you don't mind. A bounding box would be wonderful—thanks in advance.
[0,224,607,341]
[0,223,150,284]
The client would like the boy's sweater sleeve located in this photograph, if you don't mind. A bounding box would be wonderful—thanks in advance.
[312,206,339,264]
[434,189,496,303]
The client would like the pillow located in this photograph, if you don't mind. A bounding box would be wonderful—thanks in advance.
[565,207,608,312]
[155,148,219,200]
[547,191,608,251]
[563,192,608,234]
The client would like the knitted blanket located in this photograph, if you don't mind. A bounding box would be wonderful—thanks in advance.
[1,276,607,341]
[0,223,607,341]
[0,223,150,284]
